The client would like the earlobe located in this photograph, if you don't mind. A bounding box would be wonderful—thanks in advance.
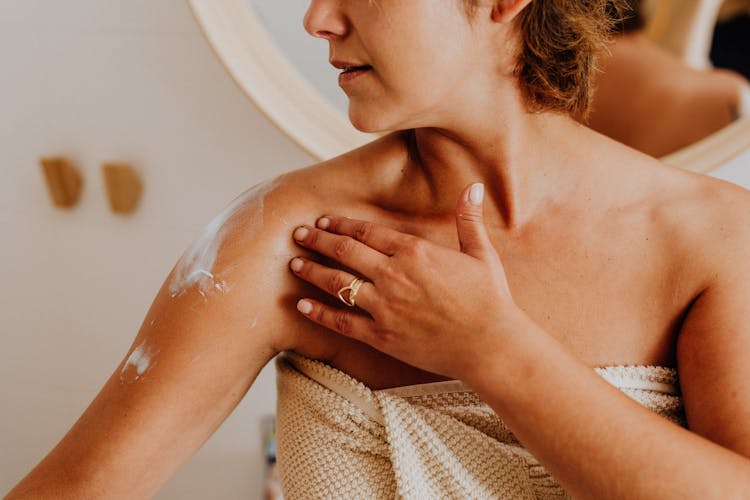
[491,0,532,24]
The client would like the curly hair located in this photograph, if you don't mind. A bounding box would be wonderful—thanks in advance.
[609,0,645,34]
[462,0,627,121]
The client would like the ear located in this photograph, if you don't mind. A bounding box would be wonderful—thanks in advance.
[491,0,532,24]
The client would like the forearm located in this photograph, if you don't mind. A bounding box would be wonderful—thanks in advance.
[464,313,750,499]
[6,181,308,499]
[6,347,275,500]
[6,288,279,499]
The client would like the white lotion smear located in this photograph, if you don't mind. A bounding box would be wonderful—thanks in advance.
[168,179,277,298]
[120,341,159,383]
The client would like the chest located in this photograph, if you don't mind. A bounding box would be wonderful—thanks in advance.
[288,213,699,389]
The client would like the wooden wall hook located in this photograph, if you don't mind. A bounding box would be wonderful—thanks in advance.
[102,162,143,214]
[39,157,83,208]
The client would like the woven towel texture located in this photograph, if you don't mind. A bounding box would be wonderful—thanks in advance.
[275,352,684,499]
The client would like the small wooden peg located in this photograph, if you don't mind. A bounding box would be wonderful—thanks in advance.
[102,162,143,214]
[39,157,83,208]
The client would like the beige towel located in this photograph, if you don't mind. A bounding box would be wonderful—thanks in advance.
[275,351,684,499]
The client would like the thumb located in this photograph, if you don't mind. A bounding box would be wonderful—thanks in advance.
[456,183,494,260]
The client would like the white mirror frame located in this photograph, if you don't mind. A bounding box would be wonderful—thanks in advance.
[189,0,750,171]
[189,0,381,161]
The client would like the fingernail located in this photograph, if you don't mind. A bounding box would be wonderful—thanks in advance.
[290,257,304,272]
[317,217,330,230]
[470,183,484,206]
[293,226,309,240]
[297,299,313,314]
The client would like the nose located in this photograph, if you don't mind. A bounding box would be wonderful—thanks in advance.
[303,0,348,40]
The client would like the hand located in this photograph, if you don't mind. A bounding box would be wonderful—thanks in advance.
[289,183,524,381]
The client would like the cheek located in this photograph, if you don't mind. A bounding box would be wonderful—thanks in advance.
[388,39,470,101]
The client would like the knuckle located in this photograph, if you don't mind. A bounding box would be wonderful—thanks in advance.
[330,217,343,233]
[333,237,354,260]
[368,328,385,350]
[396,234,412,249]
[382,235,407,256]
[374,326,394,347]
[386,296,407,318]
[354,221,374,244]
[372,260,388,277]
[404,238,427,258]
[376,312,394,333]
[458,209,482,224]
[334,311,351,335]
[311,304,326,323]
[377,260,398,280]
[306,228,320,247]
[326,272,346,295]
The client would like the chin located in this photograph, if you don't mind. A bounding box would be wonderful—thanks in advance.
[348,108,405,134]
[348,112,386,134]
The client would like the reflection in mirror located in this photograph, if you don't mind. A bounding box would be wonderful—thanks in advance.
[192,0,750,166]
[249,0,749,161]
[586,0,750,158]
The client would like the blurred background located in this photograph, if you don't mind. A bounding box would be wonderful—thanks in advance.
[0,1,311,498]
[1,0,748,498]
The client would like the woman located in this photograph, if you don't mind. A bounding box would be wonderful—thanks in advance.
[7,0,750,498]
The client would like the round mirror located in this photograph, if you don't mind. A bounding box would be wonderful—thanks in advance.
[189,0,750,171]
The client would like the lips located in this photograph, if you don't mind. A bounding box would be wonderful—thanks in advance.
[338,66,371,86]
[331,60,372,71]
[342,65,372,73]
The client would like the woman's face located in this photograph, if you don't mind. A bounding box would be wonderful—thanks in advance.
[304,0,500,133]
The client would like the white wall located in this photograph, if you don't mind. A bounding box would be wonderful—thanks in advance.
[2,1,750,499]
[0,1,313,498]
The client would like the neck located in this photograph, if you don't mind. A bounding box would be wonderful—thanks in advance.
[395,110,589,232]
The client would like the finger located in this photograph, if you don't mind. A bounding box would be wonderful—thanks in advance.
[315,216,411,257]
[289,257,377,311]
[455,183,496,261]
[296,298,380,347]
[293,225,387,278]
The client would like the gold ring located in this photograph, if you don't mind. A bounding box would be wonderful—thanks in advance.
[337,277,365,307]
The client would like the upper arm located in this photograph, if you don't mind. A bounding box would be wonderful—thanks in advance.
[7,176,309,498]
[676,186,750,458]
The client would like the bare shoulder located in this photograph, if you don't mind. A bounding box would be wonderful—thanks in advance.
[211,136,399,271]
[650,164,750,286]
[658,168,750,455]
[178,166,342,351]
[210,131,408,266]
[187,136,405,355]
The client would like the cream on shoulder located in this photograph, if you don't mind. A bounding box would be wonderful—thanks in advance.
[167,177,283,299]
